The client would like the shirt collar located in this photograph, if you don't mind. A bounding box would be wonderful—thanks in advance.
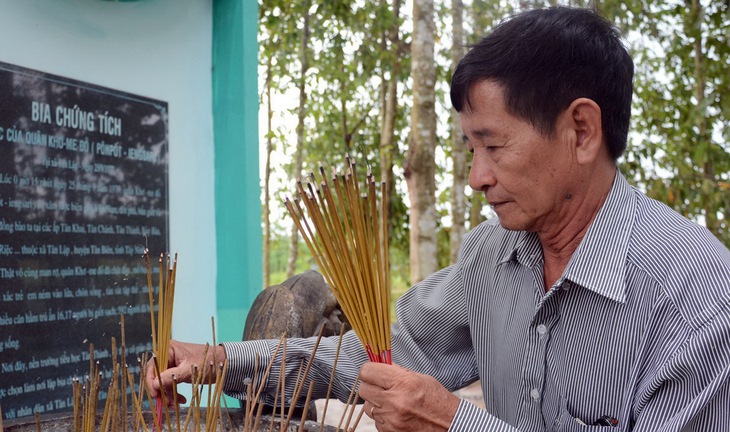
[563,170,635,303]
[497,232,541,267]
[498,170,635,303]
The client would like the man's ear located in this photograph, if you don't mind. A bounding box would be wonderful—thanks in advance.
[564,98,603,165]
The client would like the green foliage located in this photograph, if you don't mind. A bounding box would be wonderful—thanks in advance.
[260,0,415,297]
[620,1,730,246]
[266,234,314,285]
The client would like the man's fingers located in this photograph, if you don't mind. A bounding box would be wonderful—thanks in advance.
[358,363,406,410]
[170,393,187,406]
[155,385,188,408]
[146,365,174,397]
[359,364,461,432]
[156,366,188,390]
[359,362,404,389]
[144,341,224,402]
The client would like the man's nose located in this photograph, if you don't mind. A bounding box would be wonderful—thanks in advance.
[469,157,496,192]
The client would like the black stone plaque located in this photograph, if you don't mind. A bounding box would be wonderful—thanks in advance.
[0,61,169,420]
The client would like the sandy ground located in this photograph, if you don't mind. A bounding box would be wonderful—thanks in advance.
[314,381,484,431]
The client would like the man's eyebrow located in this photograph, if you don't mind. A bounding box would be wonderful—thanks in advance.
[463,128,495,142]
[472,128,495,138]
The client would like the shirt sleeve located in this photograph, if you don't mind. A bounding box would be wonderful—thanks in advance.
[220,328,371,406]
[448,400,519,432]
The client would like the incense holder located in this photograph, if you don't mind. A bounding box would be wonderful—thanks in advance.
[2,408,337,432]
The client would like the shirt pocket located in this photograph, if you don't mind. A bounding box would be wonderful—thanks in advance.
[553,398,619,432]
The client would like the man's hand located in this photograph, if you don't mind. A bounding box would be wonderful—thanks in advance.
[145,340,226,404]
[358,362,460,432]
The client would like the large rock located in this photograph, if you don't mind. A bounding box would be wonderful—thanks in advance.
[243,270,347,341]
[241,270,349,420]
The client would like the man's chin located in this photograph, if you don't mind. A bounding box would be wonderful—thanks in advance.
[495,215,529,232]
[497,220,520,231]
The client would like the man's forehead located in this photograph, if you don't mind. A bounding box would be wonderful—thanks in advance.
[462,80,508,113]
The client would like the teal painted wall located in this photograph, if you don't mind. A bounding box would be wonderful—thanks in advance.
[213,0,262,345]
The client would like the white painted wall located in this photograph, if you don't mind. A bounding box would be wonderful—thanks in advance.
[0,0,217,344]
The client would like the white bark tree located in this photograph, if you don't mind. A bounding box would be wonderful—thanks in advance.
[404,0,437,283]
[286,4,312,278]
[449,0,467,263]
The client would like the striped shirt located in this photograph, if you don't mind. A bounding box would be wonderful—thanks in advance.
[223,171,730,431]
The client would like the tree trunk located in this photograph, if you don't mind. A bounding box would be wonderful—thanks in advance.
[449,0,467,264]
[263,64,273,288]
[466,0,503,224]
[470,194,484,228]
[404,0,437,283]
[286,5,311,278]
[341,78,350,153]
[380,0,401,247]
[688,0,717,234]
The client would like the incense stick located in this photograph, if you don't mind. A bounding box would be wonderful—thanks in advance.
[335,371,361,432]
[120,316,128,432]
[319,325,347,432]
[125,369,150,432]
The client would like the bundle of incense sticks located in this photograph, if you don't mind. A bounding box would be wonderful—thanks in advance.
[146,250,177,372]
[284,156,392,364]
[145,250,178,425]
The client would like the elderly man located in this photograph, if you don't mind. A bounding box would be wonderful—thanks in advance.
[149,7,730,431]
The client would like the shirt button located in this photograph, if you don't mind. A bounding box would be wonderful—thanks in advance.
[530,388,540,401]
[536,324,548,336]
